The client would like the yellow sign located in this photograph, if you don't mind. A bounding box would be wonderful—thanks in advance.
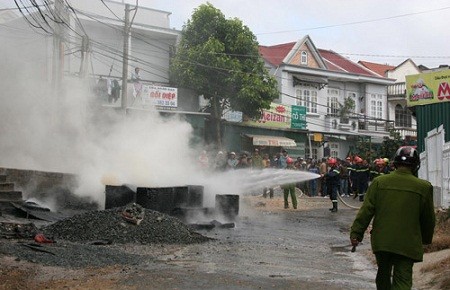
[406,69,450,107]
[313,133,323,142]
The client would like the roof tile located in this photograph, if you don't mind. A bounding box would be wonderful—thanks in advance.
[259,41,381,78]
[358,60,396,77]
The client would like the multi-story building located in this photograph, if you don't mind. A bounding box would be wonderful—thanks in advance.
[257,35,395,160]
[0,0,208,142]
[359,59,420,141]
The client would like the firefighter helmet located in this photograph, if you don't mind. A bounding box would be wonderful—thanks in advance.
[327,158,337,166]
[354,156,363,164]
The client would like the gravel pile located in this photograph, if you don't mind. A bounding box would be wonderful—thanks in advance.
[42,206,211,245]
[0,241,148,268]
[0,206,213,268]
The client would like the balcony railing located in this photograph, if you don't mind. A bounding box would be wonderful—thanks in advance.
[387,82,406,99]
[327,113,415,137]
[358,119,394,132]
[393,127,417,138]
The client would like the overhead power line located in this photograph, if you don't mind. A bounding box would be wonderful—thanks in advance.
[256,6,450,36]
[338,52,450,60]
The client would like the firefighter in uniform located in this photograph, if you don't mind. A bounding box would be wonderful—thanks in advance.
[350,156,370,201]
[325,158,340,212]
[371,158,391,180]
[370,158,381,181]
[350,146,435,290]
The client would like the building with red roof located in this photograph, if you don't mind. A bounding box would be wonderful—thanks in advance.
[257,35,396,159]
[358,61,396,77]
[359,59,421,140]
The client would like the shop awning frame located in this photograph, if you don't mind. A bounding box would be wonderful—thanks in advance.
[292,74,328,89]
[246,134,297,147]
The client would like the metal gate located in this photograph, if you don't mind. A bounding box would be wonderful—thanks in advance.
[419,125,446,208]
[443,142,450,208]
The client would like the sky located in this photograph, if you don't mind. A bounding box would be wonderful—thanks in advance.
[131,0,450,68]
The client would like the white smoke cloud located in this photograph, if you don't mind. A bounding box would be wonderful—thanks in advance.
[0,36,319,213]
[0,43,204,208]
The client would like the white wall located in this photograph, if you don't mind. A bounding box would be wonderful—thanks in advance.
[72,0,172,29]
[279,71,296,105]
[365,83,388,119]
[67,18,177,83]
[419,126,450,208]
[387,60,421,83]
[2,1,179,84]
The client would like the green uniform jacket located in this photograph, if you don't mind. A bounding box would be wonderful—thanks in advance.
[350,168,435,262]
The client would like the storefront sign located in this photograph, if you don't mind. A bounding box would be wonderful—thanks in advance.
[291,105,307,129]
[242,103,307,129]
[223,110,243,122]
[141,85,178,108]
[313,133,323,142]
[243,103,291,128]
[406,69,450,107]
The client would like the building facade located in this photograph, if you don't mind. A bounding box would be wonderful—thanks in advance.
[1,0,208,144]
[360,59,420,140]
[258,35,395,160]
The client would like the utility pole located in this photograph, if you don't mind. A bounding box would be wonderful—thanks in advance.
[79,35,90,78]
[121,4,131,110]
[52,0,65,91]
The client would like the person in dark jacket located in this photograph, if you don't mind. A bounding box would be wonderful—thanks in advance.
[350,146,435,290]
[325,158,340,212]
[339,158,350,197]
[308,161,320,197]
[281,157,297,209]
[349,156,370,201]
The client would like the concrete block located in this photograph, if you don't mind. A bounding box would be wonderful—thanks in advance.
[105,185,136,209]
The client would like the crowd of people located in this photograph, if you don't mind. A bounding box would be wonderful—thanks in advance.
[198,148,397,211]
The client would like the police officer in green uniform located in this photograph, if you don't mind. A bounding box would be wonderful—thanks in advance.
[350,146,435,290]
[282,157,297,209]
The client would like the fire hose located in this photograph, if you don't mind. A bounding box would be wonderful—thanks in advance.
[267,186,360,210]
[337,193,361,210]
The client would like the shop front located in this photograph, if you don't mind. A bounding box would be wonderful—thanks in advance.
[221,103,308,158]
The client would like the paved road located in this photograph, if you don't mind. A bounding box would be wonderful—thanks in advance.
[128,196,377,290]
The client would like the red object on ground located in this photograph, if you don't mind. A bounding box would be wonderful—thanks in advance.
[34,233,55,243]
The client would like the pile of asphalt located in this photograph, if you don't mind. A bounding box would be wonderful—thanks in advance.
[42,206,211,245]
[0,206,212,268]
[0,240,148,268]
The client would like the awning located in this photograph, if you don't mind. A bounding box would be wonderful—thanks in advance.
[246,134,297,147]
[293,74,328,89]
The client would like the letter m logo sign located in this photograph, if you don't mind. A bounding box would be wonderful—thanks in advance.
[437,82,450,100]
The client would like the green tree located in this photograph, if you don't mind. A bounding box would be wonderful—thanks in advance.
[338,96,355,124]
[379,129,404,159]
[354,129,404,162]
[170,3,279,149]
